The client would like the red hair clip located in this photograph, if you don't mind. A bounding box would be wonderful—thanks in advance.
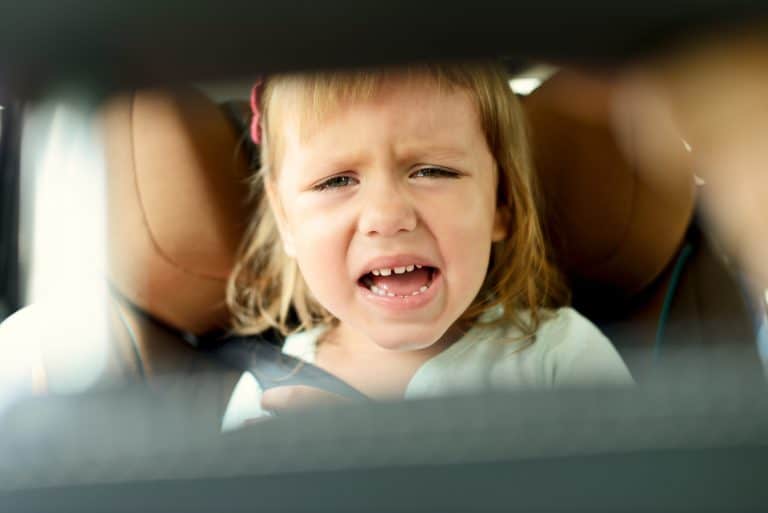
[250,78,264,144]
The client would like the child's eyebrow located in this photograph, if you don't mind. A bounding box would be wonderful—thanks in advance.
[316,153,368,173]
[313,145,469,172]
[396,143,469,163]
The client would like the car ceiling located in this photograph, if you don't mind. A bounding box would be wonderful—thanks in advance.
[0,0,766,97]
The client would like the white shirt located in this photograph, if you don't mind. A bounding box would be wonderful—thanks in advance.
[221,307,633,431]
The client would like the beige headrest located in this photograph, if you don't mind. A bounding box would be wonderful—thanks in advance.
[101,88,250,335]
[523,70,696,298]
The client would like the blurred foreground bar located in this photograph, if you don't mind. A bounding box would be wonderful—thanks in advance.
[1,1,768,94]
[1,356,768,512]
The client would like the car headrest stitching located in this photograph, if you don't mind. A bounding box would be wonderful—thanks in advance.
[128,92,226,282]
[588,159,638,270]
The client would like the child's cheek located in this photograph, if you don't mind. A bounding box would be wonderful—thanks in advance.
[431,187,495,304]
[289,202,355,312]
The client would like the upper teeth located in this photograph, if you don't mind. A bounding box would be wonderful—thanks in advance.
[371,264,423,276]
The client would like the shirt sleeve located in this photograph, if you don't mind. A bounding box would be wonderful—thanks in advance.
[544,308,634,387]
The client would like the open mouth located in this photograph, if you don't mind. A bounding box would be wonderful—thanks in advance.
[358,264,439,298]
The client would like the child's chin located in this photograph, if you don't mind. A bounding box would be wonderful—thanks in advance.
[368,328,444,352]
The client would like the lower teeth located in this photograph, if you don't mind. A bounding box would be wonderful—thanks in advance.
[362,268,435,298]
[369,283,430,298]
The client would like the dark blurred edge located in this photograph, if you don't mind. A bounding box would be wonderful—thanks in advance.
[0,100,21,321]
[1,366,767,511]
[5,447,768,513]
[0,0,767,96]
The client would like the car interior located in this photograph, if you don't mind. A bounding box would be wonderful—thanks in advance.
[59,69,755,395]
[1,2,768,511]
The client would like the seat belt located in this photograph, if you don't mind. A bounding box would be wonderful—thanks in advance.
[109,286,369,402]
[202,334,369,402]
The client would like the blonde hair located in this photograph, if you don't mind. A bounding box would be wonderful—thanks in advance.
[227,61,568,340]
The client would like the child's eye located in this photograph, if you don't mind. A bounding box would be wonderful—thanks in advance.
[411,167,460,179]
[313,175,359,191]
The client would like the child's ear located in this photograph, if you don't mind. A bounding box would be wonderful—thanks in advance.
[265,180,297,258]
[492,206,510,242]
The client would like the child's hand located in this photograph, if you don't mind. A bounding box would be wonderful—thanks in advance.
[261,385,351,414]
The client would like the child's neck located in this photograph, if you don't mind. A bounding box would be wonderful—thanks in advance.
[314,322,464,400]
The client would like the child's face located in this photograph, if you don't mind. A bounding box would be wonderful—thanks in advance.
[270,78,506,351]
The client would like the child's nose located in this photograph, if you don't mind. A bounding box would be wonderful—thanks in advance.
[358,181,418,237]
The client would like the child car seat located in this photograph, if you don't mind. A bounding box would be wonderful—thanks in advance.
[99,88,371,401]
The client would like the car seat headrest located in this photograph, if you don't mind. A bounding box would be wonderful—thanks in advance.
[523,70,696,302]
[101,88,250,335]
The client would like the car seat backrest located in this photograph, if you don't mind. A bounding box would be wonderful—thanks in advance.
[523,71,759,380]
[101,89,251,336]
[523,70,696,301]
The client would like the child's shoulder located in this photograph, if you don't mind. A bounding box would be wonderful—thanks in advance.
[530,307,608,351]
[484,306,604,349]
[490,307,633,387]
